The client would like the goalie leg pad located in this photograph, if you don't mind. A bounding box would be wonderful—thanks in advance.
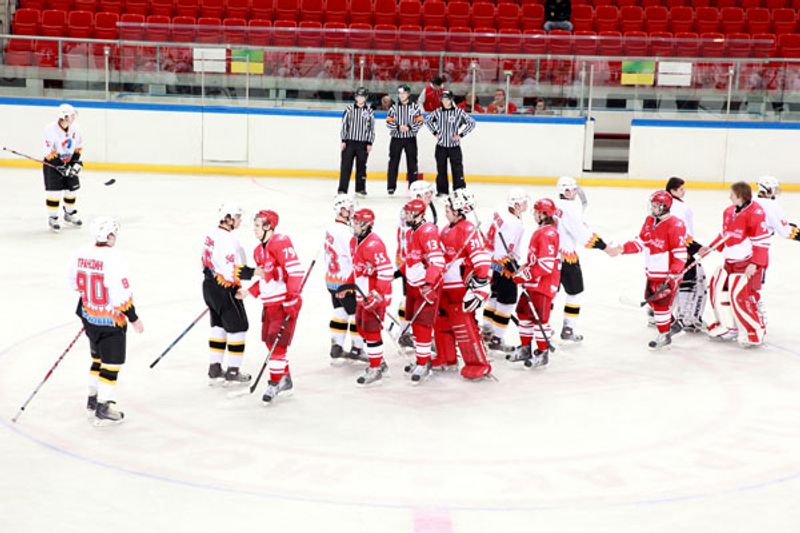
[678,263,707,327]
[433,297,458,367]
[708,265,735,336]
[729,273,765,344]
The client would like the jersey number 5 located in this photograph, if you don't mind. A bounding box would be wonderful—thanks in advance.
[76,271,109,306]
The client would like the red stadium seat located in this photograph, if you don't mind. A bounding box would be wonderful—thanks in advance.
[669,7,693,34]
[778,33,800,56]
[498,28,522,53]
[700,32,725,57]
[497,3,520,30]
[644,6,668,32]
[641,0,662,6]
[423,1,446,28]
[5,46,33,66]
[574,30,597,55]
[726,32,752,57]
[275,0,299,22]
[98,0,121,14]
[374,0,398,25]
[94,11,119,39]
[696,7,719,33]
[447,2,471,29]
[399,0,422,26]
[473,27,497,53]
[323,21,347,48]
[424,25,447,51]
[348,22,372,48]
[325,0,347,23]
[617,0,638,6]
[74,0,96,11]
[398,24,421,51]
[68,10,93,38]
[766,0,786,7]
[752,32,776,57]
[649,31,674,56]
[48,0,72,10]
[448,26,472,52]
[674,31,700,56]
[472,3,496,30]
[522,29,547,54]
[223,17,247,44]
[201,0,224,19]
[549,28,572,55]
[125,0,148,15]
[741,0,762,7]
[593,0,614,6]
[149,0,173,17]
[197,17,222,43]
[746,8,770,34]
[620,6,643,32]
[273,19,297,46]
[373,23,397,49]
[350,0,373,25]
[175,0,198,18]
[12,8,40,35]
[172,15,196,42]
[772,8,796,34]
[714,0,737,8]
[597,30,623,55]
[572,5,594,32]
[298,20,323,47]
[624,30,648,56]
[521,4,544,31]
[120,13,146,39]
[720,7,744,34]
[250,0,272,20]
[248,19,272,46]
[595,6,619,32]
[224,0,249,19]
[146,14,170,40]
[41,9,66,36]
[19,0,46,10]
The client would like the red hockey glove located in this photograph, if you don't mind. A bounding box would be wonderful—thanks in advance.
[363,290,384,312]
[420,283,437,304]
[512,266,533,284]
[462,276,490,313]
[282,293,302,318]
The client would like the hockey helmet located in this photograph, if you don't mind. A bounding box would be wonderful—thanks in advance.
[218,202,243,222]
[757,175,780,196]
[333,193,355,215]
[441,90,454,101]
[506,187,530,209]
[353,208,375,225]
[354,86,369,98]
[58,103,77,121]
[254,209,279,230]
[556,176,578,196]
[93,216,119,244]
[447,188,476,214]
[404,198,427,216]
[649,190,673,217]
[398,84,411,94]
[408,180,434,199]
[533,198,557,217]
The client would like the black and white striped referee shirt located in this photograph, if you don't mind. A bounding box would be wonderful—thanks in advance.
[424,106,476,148]
[340,104,375,145]
[386,102,424,139]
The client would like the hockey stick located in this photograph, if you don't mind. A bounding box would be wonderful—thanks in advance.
[149,308,209,369]
[245,256,318,395]
[2,146,116,186]
[12,328,84,423]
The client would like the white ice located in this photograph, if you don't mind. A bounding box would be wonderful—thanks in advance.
[1,168,799,533]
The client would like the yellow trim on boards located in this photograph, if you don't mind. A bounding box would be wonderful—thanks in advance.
[2,158,799,192]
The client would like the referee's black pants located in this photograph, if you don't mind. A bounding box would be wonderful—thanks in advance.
[387,137,418,192]
[339,140,369,194]
[435,145,466,195]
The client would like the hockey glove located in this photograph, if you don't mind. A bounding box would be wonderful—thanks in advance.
[283,294,302,318]
[363,290,384,312]
[67,161,83,178]
[420,283,438,305]
[56,164,70,176]
[462,276,490,313]
[501,256,519,278]
[512,266,533,285]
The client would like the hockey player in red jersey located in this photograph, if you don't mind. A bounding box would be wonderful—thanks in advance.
[702,182,770,347]
[237,210,305,402]
[350,208,394,385]
[607,191,688,349]
[401,198,445,383]
[508,198,561,368]
[436,189,493,379]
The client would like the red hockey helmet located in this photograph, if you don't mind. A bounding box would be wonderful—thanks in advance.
[649,190,673,217]
[353,208,375,224]
[533,198,557,217]
[254,209,279,230]
[404,199,426,216]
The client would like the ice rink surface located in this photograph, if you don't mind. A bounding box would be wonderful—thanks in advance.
[1,168,799,533]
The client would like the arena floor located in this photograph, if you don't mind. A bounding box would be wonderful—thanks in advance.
[1,168,799,533]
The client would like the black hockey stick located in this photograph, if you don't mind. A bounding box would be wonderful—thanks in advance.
[2,146,116,186]
[12,328,84,423]
[149,308,209,368]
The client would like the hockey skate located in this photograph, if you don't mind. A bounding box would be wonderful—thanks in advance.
[63,209,83,227]
[507,344,533,364]
[347,346,369,363]
[410,361,432,383]
[262,375,293,403]
[669,318,684,336]
[738,337,763,349]
[48,216,61,233]
[648,332,672,350]
[356,363,386,385]
[223,366,251,386]
[525,348,550,368]
[560,326,584,343]
[94,401,124,426]
[681,320,706,334]
[398,332,415,350]
[330,342,346,362]
[487,336,515,354]
[208,362,225,386]
[480,324,493,344]
[709,328,738,342]
[86,394,98,418]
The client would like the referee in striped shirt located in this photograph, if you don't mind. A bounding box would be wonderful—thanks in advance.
[385,84,423,195]
[339,86,375,197]
[424,90,476,196]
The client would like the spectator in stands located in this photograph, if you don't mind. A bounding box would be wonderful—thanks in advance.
[418,76,444,113]
[533,97,553,115]
[544,0,573,32]
[486,89,517,114]
[458,91,485,114]
[379,95,394,111]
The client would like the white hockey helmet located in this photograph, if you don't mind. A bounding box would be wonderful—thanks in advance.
[333,193,355,215]
[93,216,119,244]
[408,180,435,199]
[757,175,780,196]
[557,176,578,195]
[58,103,77,121]
[506,187,530,209]
[218,202,243,221]
[447,188,476,214]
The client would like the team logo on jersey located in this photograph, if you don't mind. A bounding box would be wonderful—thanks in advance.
[448,116,456,123]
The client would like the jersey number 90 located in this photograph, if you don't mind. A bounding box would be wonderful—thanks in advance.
[76,271,108,306]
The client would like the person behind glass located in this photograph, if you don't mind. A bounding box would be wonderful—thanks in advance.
[486,88,517,114]
[379,94,393,111]
[458,91,485,113]
[425,90,476,197]
[339,86,375,197]
[544,0,573,32]
[418,76,444,113]
[386,84,424,196]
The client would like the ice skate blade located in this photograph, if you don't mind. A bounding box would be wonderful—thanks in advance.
[208,377,225,387]
[92,416,124,427]
[222,378,252,388]
[261,389,293,404]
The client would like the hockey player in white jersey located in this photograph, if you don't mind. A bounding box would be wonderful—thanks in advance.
[480,187,528,354]
[324,194,366,362]
[665,177,707,333]
[553,177,612,342]
[43,103,84,232]
[756,176,800,244]
[69,217,144,425]
[201,203,257,385]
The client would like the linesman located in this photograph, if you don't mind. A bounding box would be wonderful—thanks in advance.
[385,84,423,195]
[338,86,375,197]
[424,90,476,197]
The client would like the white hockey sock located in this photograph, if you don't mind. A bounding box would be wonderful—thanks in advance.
[483,298,498,329]
[563,293,582,329]
[225,331,246,368]
[349,316,363,349]
[97,364,121,403]
[89,356,101,396]
[209,326,226,365]
[45,190,62,218]
[63,193,77,215]
[329,307,348,346]
[492,302,515,339]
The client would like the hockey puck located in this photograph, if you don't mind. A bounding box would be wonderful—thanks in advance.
[104,179,116,186]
